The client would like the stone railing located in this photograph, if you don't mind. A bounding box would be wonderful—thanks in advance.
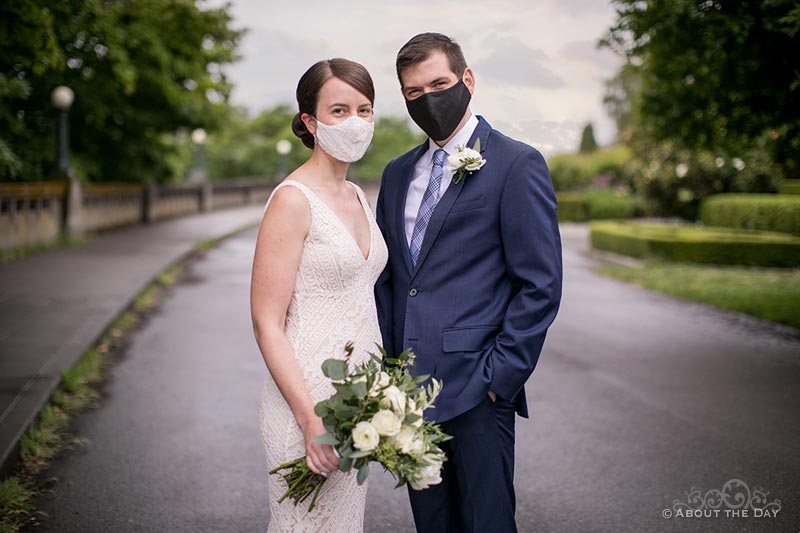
[0,178,275,251]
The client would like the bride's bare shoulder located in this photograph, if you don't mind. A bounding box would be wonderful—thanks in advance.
[263,181,310,228]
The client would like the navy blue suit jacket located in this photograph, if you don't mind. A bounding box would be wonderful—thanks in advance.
[374,116,562,423]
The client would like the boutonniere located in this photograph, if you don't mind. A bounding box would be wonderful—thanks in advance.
[447,138,486,185]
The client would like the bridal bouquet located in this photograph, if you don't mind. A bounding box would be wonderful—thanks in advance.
[269,344,450,511]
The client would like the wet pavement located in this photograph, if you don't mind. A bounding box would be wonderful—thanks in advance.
[34,223,800,532]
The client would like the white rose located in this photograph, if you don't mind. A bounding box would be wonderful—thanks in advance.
[391,426,425,455]
[446,152,464,172]
[351,421,380,451]
[409,463,443,490]
[370,409,401,437]
[405,398,424,428]
[465,158,486,172]
[380,385,406,414]
[369,371,391,397]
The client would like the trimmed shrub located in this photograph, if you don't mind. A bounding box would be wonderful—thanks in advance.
[548,145,633,192]
[590,221,800,267]
[700,194,800,236]
[585,190,642,220]
[556,192,588,222]
[779,179,800,195]
[556,190,642,222]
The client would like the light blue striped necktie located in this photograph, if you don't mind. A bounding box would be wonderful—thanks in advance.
[410,148,446,266]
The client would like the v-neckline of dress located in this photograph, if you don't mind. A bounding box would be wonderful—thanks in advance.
[285,179,373,262]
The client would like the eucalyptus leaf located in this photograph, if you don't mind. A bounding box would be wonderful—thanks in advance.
[314,403,328,417]
[334,403,358,419]
[349,450,372,459]
[352,381,368,398]
[322,359,347,381]
[313,433,339,446]
[339,456,354,472]
[473,137,481,152]
[357,463,370,485]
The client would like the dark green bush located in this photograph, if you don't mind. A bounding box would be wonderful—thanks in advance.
[627,139,783,220]
[590,221,800,267]
[700,194,800,236]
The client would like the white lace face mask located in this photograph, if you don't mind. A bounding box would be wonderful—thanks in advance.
[313,116,374,162]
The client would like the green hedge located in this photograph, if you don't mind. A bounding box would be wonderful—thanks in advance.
[779,179,800,195]
[557,190,641,222]
[556,192,588,221]
[590,221,800,267]
[548,145,633,191]
[700,194,800,236]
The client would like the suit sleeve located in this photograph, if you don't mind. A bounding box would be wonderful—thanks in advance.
[488,148,562,402]
[374,164,395,357]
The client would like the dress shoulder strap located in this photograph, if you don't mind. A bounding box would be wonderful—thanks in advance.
[263,179,317,214]
[346,180,371,209]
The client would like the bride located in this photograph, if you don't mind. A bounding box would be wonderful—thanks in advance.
[250,58,387,532]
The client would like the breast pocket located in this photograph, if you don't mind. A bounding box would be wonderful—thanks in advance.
[442,325,499,352]
[450,196,486,213]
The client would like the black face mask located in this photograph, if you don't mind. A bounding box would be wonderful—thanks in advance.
[406,79,472,141]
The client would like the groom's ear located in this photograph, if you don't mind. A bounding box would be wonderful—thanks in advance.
[463,68,475,95]
[301,113,317,136]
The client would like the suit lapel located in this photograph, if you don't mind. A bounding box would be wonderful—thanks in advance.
[410,117,491,281]
[397,142,428,275]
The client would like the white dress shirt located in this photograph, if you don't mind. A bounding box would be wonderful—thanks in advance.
[404,113,480,246]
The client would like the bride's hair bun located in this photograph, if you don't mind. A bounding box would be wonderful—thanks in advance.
[293,58,375,150]
[292,112,315,149]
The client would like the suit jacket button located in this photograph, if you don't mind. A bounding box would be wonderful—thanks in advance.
[408,288,418,297]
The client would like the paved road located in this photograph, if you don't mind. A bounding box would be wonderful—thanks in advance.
[35,224,800,532]
[0,206,265,478]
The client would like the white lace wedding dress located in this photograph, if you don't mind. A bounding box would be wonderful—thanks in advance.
[259,179,388,532]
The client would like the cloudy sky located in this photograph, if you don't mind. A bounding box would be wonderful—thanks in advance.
[203,0,622,156]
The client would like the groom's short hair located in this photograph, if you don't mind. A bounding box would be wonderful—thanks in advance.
[396,32,468,86]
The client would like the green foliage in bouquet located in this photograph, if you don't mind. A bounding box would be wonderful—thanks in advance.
[269,344,451,512]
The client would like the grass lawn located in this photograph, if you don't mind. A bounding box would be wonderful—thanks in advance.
[597,262,800,330]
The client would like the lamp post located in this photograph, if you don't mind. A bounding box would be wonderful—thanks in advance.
[51,86,75,178]
[190,127,207,182]
[276,139,292,180]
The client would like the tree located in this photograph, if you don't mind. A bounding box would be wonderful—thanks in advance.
[0,0,244,182]
[578,123,598,153]
[350,117,425,181]
[602,0,800,177]
[202,109,425,182]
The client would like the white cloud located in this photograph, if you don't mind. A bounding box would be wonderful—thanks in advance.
[472,36,564,89]
[204,0,622,156]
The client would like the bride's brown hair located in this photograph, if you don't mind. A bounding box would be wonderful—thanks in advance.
[292,58,375,149]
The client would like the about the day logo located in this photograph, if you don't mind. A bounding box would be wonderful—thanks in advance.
[662,478,782,520]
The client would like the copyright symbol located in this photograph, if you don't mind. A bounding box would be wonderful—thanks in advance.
[662,509,673,519]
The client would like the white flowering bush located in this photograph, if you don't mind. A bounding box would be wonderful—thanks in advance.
[269,345,450,511]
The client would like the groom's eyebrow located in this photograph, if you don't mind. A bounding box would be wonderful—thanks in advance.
[411,77,450,90]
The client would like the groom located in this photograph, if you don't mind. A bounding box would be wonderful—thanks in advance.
[375,33,563,532]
